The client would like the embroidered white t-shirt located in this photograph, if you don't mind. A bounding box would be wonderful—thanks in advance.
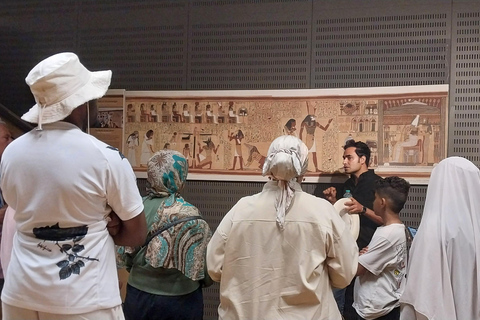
[0,122,144,314]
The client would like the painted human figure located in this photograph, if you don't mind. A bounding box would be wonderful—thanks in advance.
[107,112,115,128]
[228,102,239,123]
[140,103,151,122]
[284,119,297,136]
[170,132,178,148]
[182,103,194,123]
[229,130,244,170]
[196,138,220,169]
[206,104,218,124]
[150,104,158,122]
[127,104,136,122]
[161,102,169,122]
[299,115,333,172]
[183,143,193,168]
[245,144,266,169]
[126,131,139,167]
[194,102,203,123]
[217,102,226,123]
[393,126,419,163]
[140,130,155,167]
[418,119,432,165]
[172,103,182,122]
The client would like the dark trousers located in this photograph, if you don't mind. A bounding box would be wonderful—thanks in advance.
[343,278,358,320]
[358,307,400,320]
[123,284,204,320]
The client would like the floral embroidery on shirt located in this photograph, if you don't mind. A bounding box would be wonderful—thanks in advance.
[33,223,99,280]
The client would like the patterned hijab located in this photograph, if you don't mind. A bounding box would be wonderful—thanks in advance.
[118,150,211,281]
[146,150,188,197]
[262,135,308,230]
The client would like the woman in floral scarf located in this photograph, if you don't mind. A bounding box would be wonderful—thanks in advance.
[117,150,212,320]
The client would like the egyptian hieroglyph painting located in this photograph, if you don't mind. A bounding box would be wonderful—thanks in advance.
[123,87,447,177]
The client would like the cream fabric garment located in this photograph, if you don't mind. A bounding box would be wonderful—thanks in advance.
[207,181,358,320]
[262,135,308,230]
[400,157,480,320]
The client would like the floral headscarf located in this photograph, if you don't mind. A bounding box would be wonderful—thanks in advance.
[262,135,309,230]
[118,150,211,281]
[146,150,188,197]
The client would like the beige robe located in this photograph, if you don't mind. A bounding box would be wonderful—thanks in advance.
[207,181,358,320]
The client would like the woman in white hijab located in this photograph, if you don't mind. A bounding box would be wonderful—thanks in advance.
[400,156,480,320]
[207,135,358,320]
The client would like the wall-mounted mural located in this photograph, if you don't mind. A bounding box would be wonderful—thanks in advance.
[120,86,447,181]
[91,91,124,151]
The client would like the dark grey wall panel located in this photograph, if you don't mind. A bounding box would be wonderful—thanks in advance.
[401,185,427,229]
[188,0,312,89]
[449,2,480,165]
[312,0,451,88]
[77,0,189,90]
[0,1,78,116]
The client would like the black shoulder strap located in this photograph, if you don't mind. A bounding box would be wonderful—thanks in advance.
[143,215,203,247]
[404,226,415,265]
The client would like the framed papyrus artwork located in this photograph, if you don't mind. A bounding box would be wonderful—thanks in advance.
[121,85,448,183]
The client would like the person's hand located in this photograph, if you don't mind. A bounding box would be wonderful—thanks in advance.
[106,211,121,236]
[323,187,337,204]
[345,197,363,215]
[359,246,369,256]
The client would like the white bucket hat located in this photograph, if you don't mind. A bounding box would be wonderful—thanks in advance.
[22,52,112,128]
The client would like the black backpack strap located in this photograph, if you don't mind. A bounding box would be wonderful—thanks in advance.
[143,215,203,247]
[404,225,416,269]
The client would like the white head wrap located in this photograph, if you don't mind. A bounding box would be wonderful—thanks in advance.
[262,135,308,230]
[400,156,480,319]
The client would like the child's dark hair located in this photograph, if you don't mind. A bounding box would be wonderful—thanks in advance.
[374,176,411,214]
[344,140,371,167]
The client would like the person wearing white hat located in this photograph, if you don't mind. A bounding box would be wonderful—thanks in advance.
[0,52,147,320]
[206,135,358,320]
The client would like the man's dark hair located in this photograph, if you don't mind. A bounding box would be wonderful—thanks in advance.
[344,140,371,167]
[374,176,410,214]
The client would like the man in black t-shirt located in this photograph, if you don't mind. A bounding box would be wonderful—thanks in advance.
[323,140,382,320]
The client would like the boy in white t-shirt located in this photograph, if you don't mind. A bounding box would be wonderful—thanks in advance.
[353,176,410,320]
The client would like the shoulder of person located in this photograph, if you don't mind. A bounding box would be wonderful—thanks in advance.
[88,136,128,162]
[297,192,339,214]
[238,192,262,204]
[373,172,382,180]
[378,224,406,239]
[358,169,381,182]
